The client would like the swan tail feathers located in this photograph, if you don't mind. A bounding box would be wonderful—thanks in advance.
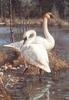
[38,64,51,73]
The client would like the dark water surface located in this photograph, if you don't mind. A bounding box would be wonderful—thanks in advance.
[0,26,69,100]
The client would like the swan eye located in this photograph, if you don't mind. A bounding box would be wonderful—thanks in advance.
[29,34,34,38]
[23,37,27,42]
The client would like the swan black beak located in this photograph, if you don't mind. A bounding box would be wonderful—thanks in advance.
[23,37,27,45]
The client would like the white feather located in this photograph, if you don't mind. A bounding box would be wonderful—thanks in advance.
[21,43,51,73]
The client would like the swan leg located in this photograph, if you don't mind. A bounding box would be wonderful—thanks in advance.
[39,69,42,75]
[23,67,28,75]
[51,70,59,81]
[38,69,43,81]
[23,59,28,75]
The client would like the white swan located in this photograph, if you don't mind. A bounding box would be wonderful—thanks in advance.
[42,12,55,50]
[21,30,51,73]
[4,12,55,51]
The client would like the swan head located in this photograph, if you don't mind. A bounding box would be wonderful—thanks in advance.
[43,12,55,19]
[23,30,36,45]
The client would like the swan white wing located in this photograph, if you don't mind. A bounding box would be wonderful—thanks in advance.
[30,44,51,72]
[21,44,51,73]
[4,40,24,51]
[35,36,53,51]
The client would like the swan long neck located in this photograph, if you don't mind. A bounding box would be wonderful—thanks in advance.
[43,17,55,49]
[30,32,36,43]
[25,31,36,46]
[43,17,50,38]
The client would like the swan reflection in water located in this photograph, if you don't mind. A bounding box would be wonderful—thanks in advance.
[22,80,51,100]
[29,83,51,100]
[4,73,51,100]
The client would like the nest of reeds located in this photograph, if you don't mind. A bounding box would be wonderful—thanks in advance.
[49,50,69,71]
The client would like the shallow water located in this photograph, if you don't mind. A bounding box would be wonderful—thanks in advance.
[0,25,69,100]
[3,69,69,100]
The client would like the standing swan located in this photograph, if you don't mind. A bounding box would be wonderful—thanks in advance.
[21,30,51,73]
[42,12,55,50]
[4,12,55,51]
